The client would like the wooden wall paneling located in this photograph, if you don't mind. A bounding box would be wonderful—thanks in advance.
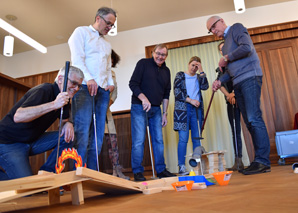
[99,111,152,173]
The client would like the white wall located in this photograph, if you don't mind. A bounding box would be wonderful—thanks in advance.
[1,1,298,112]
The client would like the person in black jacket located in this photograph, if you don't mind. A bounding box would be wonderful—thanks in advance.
[129,44,176,181]
[0,66,84,180]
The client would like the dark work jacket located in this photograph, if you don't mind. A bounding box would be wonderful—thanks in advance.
[0,83,70,144]
[129,57,171,106]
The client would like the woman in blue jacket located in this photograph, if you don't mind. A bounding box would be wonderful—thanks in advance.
[173,56,209,175]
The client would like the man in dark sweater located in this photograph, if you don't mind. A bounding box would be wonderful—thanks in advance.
[0,66,84,180]
[207,16,271,175]
[129,44,176,181]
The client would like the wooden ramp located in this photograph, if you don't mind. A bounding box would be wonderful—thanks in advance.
[0,167,145,206]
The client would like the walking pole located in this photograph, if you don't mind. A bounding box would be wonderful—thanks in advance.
[146,112,156,179]
[232,104,240,170]
[56,61,70,169]
[92,96,100,172]
[200,91,215,135]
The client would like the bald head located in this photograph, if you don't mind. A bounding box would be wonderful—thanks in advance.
[206,15,227,37]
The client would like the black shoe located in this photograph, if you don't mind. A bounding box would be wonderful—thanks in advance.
[157,169,177,178]
[134,172,146,181]
[241,162,271,175]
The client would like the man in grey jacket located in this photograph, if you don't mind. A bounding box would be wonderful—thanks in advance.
[207,15,270,175]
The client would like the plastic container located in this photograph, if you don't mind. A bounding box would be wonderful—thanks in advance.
[171,181,194,192]
[212,171,233,186]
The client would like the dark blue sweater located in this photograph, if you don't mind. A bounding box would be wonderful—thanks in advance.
[220,23,263,85]
[129,57,171,106]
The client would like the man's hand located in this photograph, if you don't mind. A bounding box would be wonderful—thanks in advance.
[105,85,115,92]
[212,80,222,91]
[54,92,70,109]
[87,79,98,96]
[142,98,151,112]
[61,121,74,143]
[219,55,228,68]
[162,113,168,127]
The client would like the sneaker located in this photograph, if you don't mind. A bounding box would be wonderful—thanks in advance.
[179,165,189,176]
[157,169,177,178]
[134,172,146,181]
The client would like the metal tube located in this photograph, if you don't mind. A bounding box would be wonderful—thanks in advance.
[146,112,156,179]
[56,61,70,169]
[92,96,100,172]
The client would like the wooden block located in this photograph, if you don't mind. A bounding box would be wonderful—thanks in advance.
[48,188,60,205]
[142,187,162,195]
[192,182,207,190]
[71,182,84,205]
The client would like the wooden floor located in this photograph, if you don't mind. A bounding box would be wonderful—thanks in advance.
[1,165,298,213]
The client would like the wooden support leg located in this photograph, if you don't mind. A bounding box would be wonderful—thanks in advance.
[71,182,84,205]
[48,188,60,205]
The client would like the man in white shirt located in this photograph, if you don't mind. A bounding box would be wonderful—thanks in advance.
[68,7,116,170]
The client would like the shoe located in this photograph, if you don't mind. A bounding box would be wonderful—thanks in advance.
[241,162,271,175]
[113,165,130,180]
[179,165,189,176]
[134,172,146,181]
[228,157,244,171]
[157,169,177,178]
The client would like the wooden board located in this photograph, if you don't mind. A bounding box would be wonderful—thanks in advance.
[76,167,144,195]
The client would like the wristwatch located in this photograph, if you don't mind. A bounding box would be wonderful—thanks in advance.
[163,112,168,116]
[223,55,228,62]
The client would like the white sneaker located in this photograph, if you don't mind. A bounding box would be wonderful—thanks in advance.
[179,165,189,176]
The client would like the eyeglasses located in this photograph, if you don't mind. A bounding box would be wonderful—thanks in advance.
[154,52,167,57]
[68,78,82,89]
[99,15,115,29]
[208,19,221,34]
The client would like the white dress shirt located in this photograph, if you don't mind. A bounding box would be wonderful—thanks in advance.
[68,25,114,88]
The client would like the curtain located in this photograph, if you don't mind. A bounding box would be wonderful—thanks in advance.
[162,41,249,173]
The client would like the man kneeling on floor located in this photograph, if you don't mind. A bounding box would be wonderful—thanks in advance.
[0,66,84,180]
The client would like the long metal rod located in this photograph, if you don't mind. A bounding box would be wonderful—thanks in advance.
[146,112,156,179]
[200,91,215,135]
[56,61,70,169]
[92,96,100,172]
[232,104,239,170]
[195,107,204,175]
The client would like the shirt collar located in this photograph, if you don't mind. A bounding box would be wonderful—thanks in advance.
[89,25,103,37]
[224,26,231,38]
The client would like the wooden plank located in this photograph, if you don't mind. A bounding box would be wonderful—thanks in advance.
[0,175,55,192]
[0,171,89,204]
[76,167,144,194]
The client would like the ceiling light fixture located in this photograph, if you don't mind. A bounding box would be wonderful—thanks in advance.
[0,15,47,54]
[108,0,117,36]
[234,0,246,14]
[3,35,14,57]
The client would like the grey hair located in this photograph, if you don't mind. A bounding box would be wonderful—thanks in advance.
[95,7,117,21]
[55,66,84,83]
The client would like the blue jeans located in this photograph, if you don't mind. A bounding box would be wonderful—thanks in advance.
[227,103,243,157]
[0,131,72,180]
[131,104,166,174]
[234,76,270,166]
[72,85,110,170]
[178,104,202,166]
